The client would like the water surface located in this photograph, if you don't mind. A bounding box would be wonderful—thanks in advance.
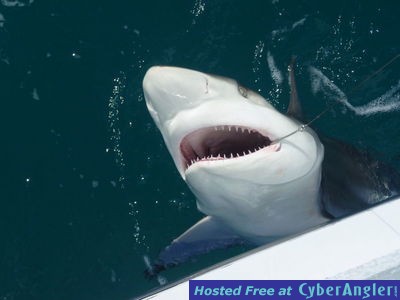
[1,1,400,299]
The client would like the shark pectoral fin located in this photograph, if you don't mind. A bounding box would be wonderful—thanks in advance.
[147,216,243,277]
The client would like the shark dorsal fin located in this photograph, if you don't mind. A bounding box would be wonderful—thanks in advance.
[287,57,304,121]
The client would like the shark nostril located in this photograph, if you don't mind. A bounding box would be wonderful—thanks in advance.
[180,125,274,170]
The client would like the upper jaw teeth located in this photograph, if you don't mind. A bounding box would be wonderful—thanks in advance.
[213,125,255,133]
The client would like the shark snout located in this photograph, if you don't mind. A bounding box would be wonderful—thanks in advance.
[143,66,210,100]
[143,66,213,123]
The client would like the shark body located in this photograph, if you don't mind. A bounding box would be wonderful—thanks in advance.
[143,64,400,273]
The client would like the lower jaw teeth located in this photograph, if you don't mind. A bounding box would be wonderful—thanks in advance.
[187,145,272,167]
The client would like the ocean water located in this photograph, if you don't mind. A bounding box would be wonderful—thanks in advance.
[1,1,400,299]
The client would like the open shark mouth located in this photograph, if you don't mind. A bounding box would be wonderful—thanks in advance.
[180,125,277,170]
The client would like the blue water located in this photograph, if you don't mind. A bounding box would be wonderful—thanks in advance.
[1,1,400,299]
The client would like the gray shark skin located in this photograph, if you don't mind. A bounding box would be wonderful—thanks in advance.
[142,63,400,277]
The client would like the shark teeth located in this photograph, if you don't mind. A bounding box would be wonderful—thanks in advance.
[181,125,279,170]
[211,125,257,134]
[184,145,274,168]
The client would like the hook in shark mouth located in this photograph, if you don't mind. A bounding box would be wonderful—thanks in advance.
[180,125,278,170]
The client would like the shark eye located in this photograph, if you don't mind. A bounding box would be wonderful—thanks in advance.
[238,85,248,98]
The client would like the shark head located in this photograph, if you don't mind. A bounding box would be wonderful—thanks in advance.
[143,66,326,242]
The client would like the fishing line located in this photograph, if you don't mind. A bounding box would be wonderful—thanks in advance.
[270,53,400,145]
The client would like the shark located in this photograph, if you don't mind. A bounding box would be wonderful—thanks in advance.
[142,62,400,275]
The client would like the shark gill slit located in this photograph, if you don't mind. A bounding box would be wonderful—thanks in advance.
[180,125,273,169]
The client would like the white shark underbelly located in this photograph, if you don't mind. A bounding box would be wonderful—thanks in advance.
[188,137,326,243]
